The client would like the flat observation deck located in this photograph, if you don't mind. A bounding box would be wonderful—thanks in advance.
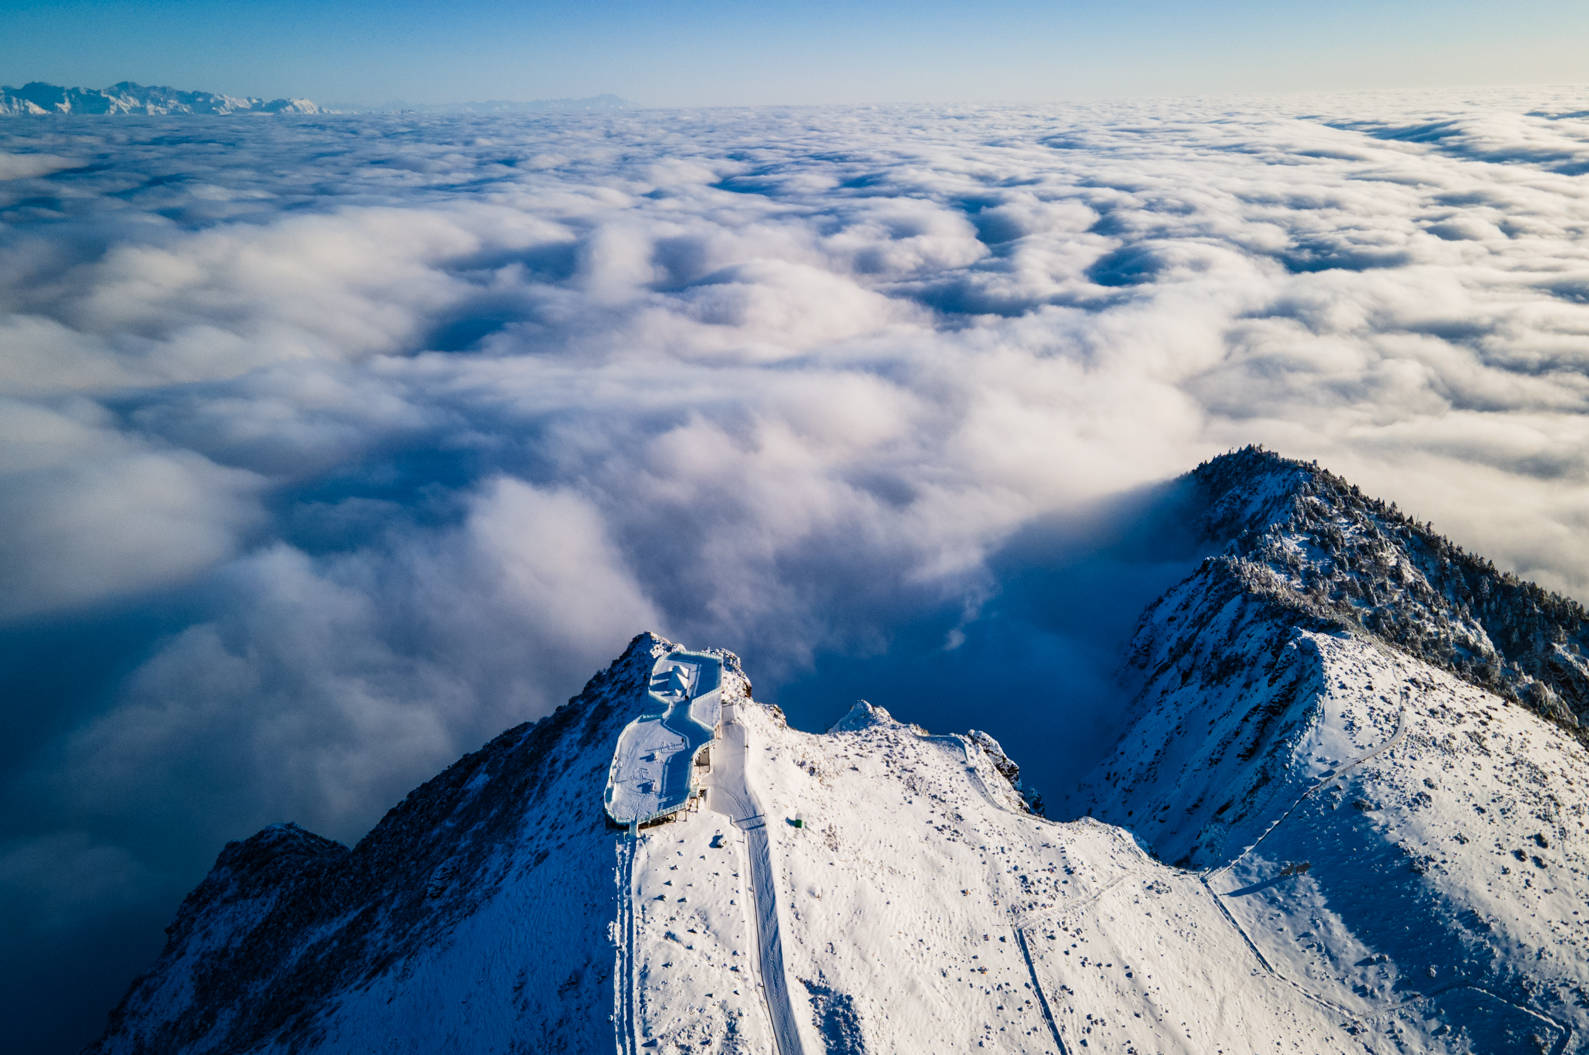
[604,651,724,826]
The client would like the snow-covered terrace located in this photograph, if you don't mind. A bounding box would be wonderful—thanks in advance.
[604,652,723,826]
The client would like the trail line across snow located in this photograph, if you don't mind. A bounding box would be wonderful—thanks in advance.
[927,733,1077,1053]
[1189,698,1410,1022]
[613,826,639,1055]
[1204,698,1410,886]
[1012,926,1069,1055]
[940,716,1369,1033]
[1192,694,1413,1002]
[1191,683,1573,1049]
[1361,982,1573,1055]
[710,702,807,1055]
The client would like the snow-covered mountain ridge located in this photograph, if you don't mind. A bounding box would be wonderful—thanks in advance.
[1178,446,1589,735]
[0,82,318,116]
[1080,449,1589,1051]
[89,451,1589,1054]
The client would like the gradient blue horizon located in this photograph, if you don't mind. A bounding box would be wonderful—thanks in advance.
[4,0,1589,107]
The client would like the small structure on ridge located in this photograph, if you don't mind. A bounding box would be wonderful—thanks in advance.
[604,651,724,827]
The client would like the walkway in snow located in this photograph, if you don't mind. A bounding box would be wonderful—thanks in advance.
[710,701,807,1055]
[612,825,639,1055]
[1203,696,1410,888]
[934,733,1073,1054]
[1011,927,1069,1055]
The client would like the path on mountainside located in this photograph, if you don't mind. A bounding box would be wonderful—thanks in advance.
[927,734,1071,1053]
[940,726,1364,1032]
[1195,689,1574,1053]
[710,702,807,1055]
[613,825,639,1055]
[1011,927,1070,1055]
[1188,697,1412,1021]
[931,690,1575,1051]
[1363,982,1573,1055]
[1204,698,1410,886]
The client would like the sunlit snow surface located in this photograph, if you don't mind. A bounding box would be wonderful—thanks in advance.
[91,633,1589,1054]
[10,89,1589,1047]
[1082,570,1589,1051]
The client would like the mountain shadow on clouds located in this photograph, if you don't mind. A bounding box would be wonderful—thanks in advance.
[767,476,1212,804]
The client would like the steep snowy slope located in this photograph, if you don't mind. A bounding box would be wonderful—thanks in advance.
[92,635,706,1055]
[1079,450,1589,1053]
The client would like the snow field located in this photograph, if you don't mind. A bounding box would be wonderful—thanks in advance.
[1091,609,1588,1054]
[1211,633,1586,1052]
[712,701,1370,1053]
[628,815,771,1054]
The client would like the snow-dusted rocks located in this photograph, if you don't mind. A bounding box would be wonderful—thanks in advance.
[1174,446,1589,734]
[826,699,890,733]
[1078,448,1589,1052]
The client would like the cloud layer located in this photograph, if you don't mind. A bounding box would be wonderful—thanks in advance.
[5,89,1589,1048]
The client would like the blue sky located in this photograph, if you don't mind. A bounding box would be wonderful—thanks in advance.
[4,0,1589,105]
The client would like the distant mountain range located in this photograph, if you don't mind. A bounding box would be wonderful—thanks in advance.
[0,81,319,116]
[0,83,633,117]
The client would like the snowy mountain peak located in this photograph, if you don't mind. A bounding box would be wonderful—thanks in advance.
[1187,444,1323,542]
[1182,446,1589,735]
[1075,452,1589,1051]
[0,81,321,116]
[826,698,893,732]
[203,822,346,896]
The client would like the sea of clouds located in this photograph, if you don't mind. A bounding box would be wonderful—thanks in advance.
[5,89,1589,1047]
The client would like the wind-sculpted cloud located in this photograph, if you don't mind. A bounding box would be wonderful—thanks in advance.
[4,90,1589,1049]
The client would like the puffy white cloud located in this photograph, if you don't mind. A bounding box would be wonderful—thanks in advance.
[53,478,660,843]
[0,398,263,620]
[8,89,1589,1044]
[0,150,77,180]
